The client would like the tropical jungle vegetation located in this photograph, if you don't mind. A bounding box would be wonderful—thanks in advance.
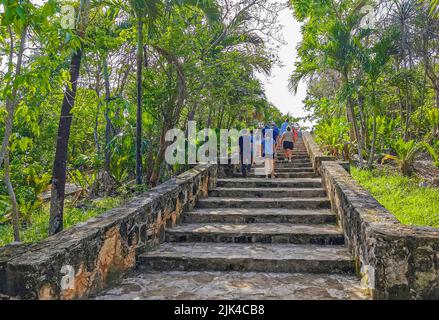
[289,0,439,227]
[0,0,438,246]
[0,0,286,244]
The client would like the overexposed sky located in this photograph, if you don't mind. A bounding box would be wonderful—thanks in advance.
[257,2,310,127]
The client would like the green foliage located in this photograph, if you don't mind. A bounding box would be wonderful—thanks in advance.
[0,0,285,246]
[68,170,96,194]
[423,141,439,168]
[314,118,351,160]
[0,196,125,247]
[382,139,423,176]
[291,0,439,172]
[352,166,439,228]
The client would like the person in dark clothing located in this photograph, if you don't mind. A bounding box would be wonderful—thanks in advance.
[239,129,252,177]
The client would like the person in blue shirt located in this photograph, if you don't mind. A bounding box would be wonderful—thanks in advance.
[261,129,277,179]
[280,118,289,135]
[261,124,270,137]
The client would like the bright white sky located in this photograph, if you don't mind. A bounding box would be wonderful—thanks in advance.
[256,2,311,127]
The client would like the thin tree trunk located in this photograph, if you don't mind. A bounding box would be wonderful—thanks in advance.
[0,26,27,166]
[357,94,368,148]
[49,50,83,235]
[103,54,113,173]
[0,25,27,243]
[149,127,169,187]
[435,82,439,109]
[206,106,212,128]
[397,86,405,124]
[94,102,101,154]
[217,104,225,129]
[135,18,143,185]
[49,0,90,235]
[4,151,20,242]
[404,89,412,141]
[347,95,364,167]
[367,112,377,169]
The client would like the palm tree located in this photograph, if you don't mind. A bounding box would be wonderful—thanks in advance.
[358,31,397,168]
[128,0,219,185]
[289,1,369,167]
[424,0,439,17]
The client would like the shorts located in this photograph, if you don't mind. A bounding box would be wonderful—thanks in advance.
[283,141,294,150]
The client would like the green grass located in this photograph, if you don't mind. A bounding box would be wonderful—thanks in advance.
[351,166,439,228]
[0,196,125,247]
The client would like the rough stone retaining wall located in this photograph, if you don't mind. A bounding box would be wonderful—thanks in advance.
[303,132,439,299]
[0,164,217,300]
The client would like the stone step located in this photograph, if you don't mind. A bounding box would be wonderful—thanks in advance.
[138,243,354,274]
[93,271,370,300]
[277,151,307,153]
[209,187,325,198]
[273,157,311,162]
[251,162,314,172]
[277,151,308,154]
[276,157,310,162]
[165,223,344,245]
[250,172,318,178]
[274,159,312,165]
[251,167,314,173]
[216,178,323,188]
[183,208,335,224]
[276,154,309,159]
[276,167,314,172]
[277,148,307,152]
[269,163,314,169]
[196,197,330,209]
[276,152,308,155]
[258,162,313,168]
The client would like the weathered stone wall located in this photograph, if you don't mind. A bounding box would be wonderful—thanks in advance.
[0,164,217,300]
[303,132,439,299]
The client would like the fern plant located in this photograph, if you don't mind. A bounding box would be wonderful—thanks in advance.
[423,141,439,168]
[382,139,423,176]
[68,170,97,195]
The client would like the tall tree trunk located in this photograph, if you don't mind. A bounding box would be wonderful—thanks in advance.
[403,89,412,141]
[397,86,405,124]
[103,54,113,173]
[135,18,143,185]
[206,106,212,128]
[149,127,169,187]
[94,102,101,154]
[367,112,377,169]
[49,0,90,235]
[4,151,20,242]
[435,82,439,109]
[435,83,439,138]
[346,95,364,167]
[357,94,368,148]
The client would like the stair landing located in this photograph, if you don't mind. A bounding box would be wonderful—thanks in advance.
[93,271,368,300]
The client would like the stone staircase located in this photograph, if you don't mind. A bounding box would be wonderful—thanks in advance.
[96,137,367,300]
